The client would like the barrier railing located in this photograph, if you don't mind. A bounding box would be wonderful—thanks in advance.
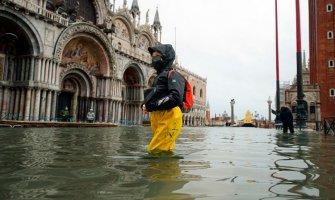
[324,117,335,135]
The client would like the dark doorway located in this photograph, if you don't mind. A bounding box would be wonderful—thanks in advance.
[57,92,73,118]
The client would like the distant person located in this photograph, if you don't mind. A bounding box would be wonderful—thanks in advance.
[279,106,294,133]
[142,44,185,157]
[60,106,70,122]
[86,108,95,123]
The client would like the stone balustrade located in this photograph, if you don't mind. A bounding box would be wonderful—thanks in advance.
[5,0,68,26]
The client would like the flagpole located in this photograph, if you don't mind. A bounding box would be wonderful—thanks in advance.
[275,0,280,119]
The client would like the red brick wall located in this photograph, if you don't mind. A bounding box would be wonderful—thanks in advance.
[309,0,335,119]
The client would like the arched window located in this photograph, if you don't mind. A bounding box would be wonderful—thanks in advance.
[327,31,333,39]
[328,59,334,67]
[193,86,196,96]
[330,88,335,97]
[327,4,333,12]
[200,89,203,98]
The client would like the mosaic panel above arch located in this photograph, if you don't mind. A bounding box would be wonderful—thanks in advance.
[62,35,108,76]
[54,23,114,70]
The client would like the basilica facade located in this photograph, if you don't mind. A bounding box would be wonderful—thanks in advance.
[0,0,207,125]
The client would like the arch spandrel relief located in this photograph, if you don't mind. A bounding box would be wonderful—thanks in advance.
[114,19,130,41]
[138,35,150,50]
[62,37,108,76]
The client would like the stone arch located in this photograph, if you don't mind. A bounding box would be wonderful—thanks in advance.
[120,63,145,124]
[0,9,43,56]
[58,67,94,121]
[113,17,134,43]
[54,22,115,76]
[137,32,154,51]
[122,63,145,85]
[59,67,93,97]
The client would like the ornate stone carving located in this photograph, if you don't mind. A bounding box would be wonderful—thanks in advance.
[59,62,92,80]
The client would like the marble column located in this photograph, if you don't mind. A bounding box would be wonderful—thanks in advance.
[13,89,20,120]
[20,57,25,81]
[18,88,25,120]
[34,89,41,121]
[24,57,30,81]
[29,56,35,81]
[72,93,78,121]
[108,99,112,122]
[55,62,60,85]
[24,88,32,121]
[39,90,46,121]
[0,87,3,115]
[45,60,50,83]
[29,89,35,120]
[98,100,103,122]
[45,91,52,121]
[103,99,108,122]
[50,91,57,121]
[41,59,46,82]
[8,89,15,120]
[35,57,41,82]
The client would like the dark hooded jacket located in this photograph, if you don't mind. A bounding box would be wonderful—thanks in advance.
[279,106,294,126]
[144,44,185,112]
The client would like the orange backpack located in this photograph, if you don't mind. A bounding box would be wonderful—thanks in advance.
[168,70,194,113]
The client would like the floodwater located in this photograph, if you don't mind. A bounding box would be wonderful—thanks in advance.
[0,126,334,200]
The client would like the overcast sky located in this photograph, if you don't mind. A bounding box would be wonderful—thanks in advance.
[114,0,309,120]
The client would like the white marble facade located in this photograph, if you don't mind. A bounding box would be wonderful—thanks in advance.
[0,0,206,125]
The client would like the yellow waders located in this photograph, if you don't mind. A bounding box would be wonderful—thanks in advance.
[148,106,183,153]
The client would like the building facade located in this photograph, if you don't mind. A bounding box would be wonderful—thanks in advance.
[309,0,335,120]
[0,0,206,125]
[176,65,207,126]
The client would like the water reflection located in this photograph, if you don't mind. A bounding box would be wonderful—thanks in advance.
[143,159,192,199]
[269,132,334,199]
[0,127,335,199]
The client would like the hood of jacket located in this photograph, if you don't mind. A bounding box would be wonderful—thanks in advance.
[148,44,175,71]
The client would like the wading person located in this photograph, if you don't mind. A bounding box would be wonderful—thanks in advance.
[142,44,185,157]
[279,106,294,134]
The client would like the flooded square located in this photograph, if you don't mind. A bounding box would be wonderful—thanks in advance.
[0,127,334,199]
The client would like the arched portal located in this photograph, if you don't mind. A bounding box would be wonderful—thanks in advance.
[121,65,144,125]
[0,10,44,121]
[57,69,92,122]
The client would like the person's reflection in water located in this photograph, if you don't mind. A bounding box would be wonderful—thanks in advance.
[143,158,192,199]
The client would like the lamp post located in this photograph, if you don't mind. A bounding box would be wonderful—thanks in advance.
[267,96,272,123]
[230,99,235,125]
[254,111,259,127]
[295,0,307,129]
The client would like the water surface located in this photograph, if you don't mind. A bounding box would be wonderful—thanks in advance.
[0,126,334,199]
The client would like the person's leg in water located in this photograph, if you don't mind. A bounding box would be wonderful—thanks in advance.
[289,123,294,133]
[148,106,182,157]
[283,125,288,133]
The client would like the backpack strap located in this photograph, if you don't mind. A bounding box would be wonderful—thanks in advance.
[167,69,174,78]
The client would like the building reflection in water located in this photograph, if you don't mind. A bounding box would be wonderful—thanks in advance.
[268,132,335,199]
